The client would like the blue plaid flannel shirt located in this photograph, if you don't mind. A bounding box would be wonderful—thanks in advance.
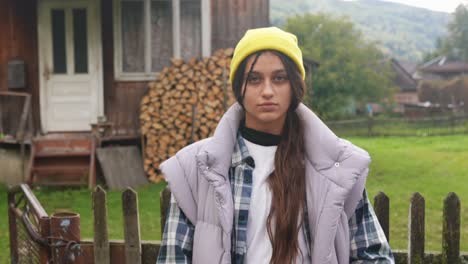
[157,134,394,263]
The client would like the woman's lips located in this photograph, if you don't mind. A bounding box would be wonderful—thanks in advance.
[258,103,277,111]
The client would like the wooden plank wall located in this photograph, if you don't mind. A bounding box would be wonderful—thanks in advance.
[101,0,270,138]
[103,82,148,137]
[102,0,270,139]
[0,0,269,138]
[211,0,270,51]
[0,0,40,133]
[101,0,148,138]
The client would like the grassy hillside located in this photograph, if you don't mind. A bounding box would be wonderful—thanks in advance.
[271,0,451,61]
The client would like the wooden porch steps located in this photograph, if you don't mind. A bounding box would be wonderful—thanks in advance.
[27,136,96,188]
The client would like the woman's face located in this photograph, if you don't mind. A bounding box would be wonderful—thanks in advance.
[242,51,292,135]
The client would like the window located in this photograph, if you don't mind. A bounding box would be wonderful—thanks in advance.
[51,8,90,74]
[114,0,211,81]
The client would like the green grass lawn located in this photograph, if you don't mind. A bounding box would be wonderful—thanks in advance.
[351,135,468,253]
[1,134,468,261]
[1,185,9,262]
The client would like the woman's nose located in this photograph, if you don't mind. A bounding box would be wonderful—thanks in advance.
[261,80,274,97]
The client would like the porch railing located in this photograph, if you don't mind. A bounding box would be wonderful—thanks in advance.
[0,91,33,144]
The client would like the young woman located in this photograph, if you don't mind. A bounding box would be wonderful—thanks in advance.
[157,27,394,264]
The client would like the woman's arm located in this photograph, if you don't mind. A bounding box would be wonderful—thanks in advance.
[157,195,195,264]
[349,190,395,263]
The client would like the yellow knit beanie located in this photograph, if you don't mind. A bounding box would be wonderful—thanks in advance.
[229,27,305,83]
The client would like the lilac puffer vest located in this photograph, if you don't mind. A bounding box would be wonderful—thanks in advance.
[160,103,371,264]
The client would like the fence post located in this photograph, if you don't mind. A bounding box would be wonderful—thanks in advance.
[367,116,373,136]
[374,192,390,242]
[7,191,19,264]
[160,186,172,235]
[50,212,82,263]
[408,192,425,264]
[442,192,460,264]
[93,186,110,264]
[39,214,51,263]
[450,114,455,134]
[123,188,142,264]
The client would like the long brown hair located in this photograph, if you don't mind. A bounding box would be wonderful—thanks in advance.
[232,50,307,264]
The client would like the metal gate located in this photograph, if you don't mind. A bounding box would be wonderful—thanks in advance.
[7,184,82,263]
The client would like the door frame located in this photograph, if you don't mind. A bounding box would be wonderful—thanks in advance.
[37,0,104,133]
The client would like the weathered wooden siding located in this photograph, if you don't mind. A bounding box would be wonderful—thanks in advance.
[102,0,270,138]
[0,0,147,138]
[101,0,148,138]
[101,0,270,138]
[100,0,270,138]
[0,0,40,133]
[0,0,269,138]
[211,0,270,51]
[104,82,148,137]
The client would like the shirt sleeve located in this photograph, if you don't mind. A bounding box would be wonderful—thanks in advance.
[349,189,395,264]
[157,194,195,264]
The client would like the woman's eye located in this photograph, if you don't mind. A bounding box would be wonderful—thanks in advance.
[247,76,261,84]
[274,75,288,82]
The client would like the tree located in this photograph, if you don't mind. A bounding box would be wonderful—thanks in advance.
[447,4,468,61]
[284,14,395,120]
[424,4,468,62]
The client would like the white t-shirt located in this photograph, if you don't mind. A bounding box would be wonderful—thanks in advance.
[243,138,311,264]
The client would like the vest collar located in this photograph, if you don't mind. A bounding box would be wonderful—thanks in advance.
[198,102,347,179]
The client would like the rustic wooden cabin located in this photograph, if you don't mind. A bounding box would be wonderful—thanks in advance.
[390,59,420,115]
[0,0,269,186]
[415,56,468,80]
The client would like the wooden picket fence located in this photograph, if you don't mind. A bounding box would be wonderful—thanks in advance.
[77,186,172,263]
[373,192,466,264]
[87,187,467,264]
[8,184,467,263]
[327,115,468,137]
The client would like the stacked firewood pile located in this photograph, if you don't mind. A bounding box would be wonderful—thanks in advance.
[140,48,236,182]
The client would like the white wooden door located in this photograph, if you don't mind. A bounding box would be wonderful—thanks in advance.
[38,0,103,132]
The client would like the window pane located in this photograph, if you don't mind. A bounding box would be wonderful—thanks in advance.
[151,0,173,72]
[121,0,145,72]
[180,0,201,61]
[73,8,88,73]
[51,9,67,74]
